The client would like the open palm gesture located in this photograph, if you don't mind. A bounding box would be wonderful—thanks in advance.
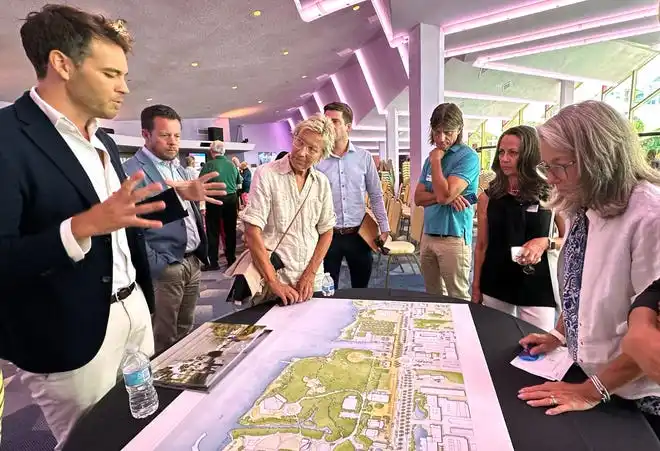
[166,171,226,205]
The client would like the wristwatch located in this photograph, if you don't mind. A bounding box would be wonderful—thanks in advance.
[547,238,557,250]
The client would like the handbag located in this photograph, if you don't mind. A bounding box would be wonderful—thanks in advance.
[225,179,315,305]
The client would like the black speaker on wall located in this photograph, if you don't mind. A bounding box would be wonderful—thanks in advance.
[208,127,224,141]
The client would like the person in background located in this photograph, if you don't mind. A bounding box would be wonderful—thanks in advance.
[275,151,288,161]
[414,103,480,300]
[517,101,660,437]
[123,105,214,353]
[471,126,565,331]
[317,102,389,289]
[239,161,252,206]
[242,114,336,304]
[623,279,660,383]
[201,141,240,270]
[184,155,197,179]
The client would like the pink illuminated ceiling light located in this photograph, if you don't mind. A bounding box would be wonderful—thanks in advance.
[287,118,296,131]
[445,6,658,57]
[355,48,385,114]
[474,61,617,86]
[442,0,587,35]
[330,73,348,104]
[294,0,365,22]
[299,105,310,120]
[476,23,660,63]
[312,92,324,111]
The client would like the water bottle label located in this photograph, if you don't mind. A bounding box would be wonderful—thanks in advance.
[124,367,151,387]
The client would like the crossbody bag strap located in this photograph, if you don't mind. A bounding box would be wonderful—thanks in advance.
[272,178,315,253]
[548,209,556,238]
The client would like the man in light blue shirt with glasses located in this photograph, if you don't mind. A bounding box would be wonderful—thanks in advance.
[316,102,390,289]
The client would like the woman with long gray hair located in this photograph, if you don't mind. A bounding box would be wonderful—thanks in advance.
[517,101,660,436]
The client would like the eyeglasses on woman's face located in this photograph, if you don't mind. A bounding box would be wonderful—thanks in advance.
[535,160,576,181]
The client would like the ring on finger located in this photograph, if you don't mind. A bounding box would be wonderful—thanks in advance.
[550,395,558,406]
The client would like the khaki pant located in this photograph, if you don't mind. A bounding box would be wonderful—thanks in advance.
[153,255,202,353]
[21,287,154,450]
[420,234,471,300]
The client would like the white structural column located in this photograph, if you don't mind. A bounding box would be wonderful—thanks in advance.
[559,80,575,109]
[408,23,445,191]
[385,106,400,193]
[378,141,387,160]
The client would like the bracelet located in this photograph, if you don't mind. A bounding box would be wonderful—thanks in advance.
[589,375,611,403]
[549,328,566,345]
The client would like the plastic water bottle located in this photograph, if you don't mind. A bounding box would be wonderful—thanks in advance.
[121,344,159,419]
[321,273,335,297]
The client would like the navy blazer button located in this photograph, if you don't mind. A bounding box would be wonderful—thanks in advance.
[101,276,112,283]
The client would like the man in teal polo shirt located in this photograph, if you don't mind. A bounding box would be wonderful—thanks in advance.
[414,103,480,300]
[200,141,241,270]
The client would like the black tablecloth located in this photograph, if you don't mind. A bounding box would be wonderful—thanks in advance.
[64,289,660,451]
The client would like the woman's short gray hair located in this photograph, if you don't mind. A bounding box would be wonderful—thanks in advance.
[210,140,225,155]
[538,100,660,217]
[293,114,336,159]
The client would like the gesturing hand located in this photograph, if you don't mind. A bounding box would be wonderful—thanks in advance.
[165,171,227,205]
[71,171,166,239]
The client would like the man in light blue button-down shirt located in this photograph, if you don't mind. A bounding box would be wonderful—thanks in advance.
[316,102,390,289]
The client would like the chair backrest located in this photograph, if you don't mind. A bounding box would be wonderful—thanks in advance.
[387,199,403,236]
[410,205,425,243]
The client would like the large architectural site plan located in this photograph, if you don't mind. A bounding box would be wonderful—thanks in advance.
[125,299,513,451]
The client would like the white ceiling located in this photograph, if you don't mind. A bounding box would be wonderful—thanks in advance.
[0,0,381,122]
[1,0,659,135]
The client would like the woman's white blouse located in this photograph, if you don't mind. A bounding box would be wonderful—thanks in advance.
[559,181,660,399]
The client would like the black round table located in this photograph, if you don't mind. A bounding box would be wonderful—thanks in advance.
[63,289,660,451]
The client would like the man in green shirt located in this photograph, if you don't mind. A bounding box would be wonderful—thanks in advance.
[200,141,241,270]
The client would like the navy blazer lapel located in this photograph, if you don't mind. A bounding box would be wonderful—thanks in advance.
[135,148,165,186]
[15,92,99,207]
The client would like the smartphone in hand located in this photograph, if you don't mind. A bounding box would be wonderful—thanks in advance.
[463,192,479,205]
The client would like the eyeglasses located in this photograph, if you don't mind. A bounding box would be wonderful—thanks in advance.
[536,160,575,180]
[293,136,322,155]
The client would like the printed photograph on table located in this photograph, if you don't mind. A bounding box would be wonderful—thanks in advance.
[151,323,269,391]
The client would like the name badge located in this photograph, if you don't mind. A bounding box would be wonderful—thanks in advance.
[526,204,540,213]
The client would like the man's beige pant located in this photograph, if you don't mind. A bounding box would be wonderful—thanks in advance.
[153,255,201,353]
[420,234,472,300]
[20,287,154,451]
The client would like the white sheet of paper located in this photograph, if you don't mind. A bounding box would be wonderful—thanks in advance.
[510,346,574,381]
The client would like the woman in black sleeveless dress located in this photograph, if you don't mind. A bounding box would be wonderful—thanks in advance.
[471,126,566,330]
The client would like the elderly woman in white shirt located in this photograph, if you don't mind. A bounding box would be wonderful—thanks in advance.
[517,101,660,436]
[241,114,336,305]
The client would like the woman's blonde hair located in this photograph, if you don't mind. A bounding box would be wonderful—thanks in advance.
[293,114,336,159]
[538,100,660,217]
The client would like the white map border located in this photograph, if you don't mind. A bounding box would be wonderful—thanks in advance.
[123,300,513,451]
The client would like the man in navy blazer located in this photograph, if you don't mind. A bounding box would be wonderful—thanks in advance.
[0,6,223,449]
[123,104,209,353]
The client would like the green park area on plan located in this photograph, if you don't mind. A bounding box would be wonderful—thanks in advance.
[235,348,391,448]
